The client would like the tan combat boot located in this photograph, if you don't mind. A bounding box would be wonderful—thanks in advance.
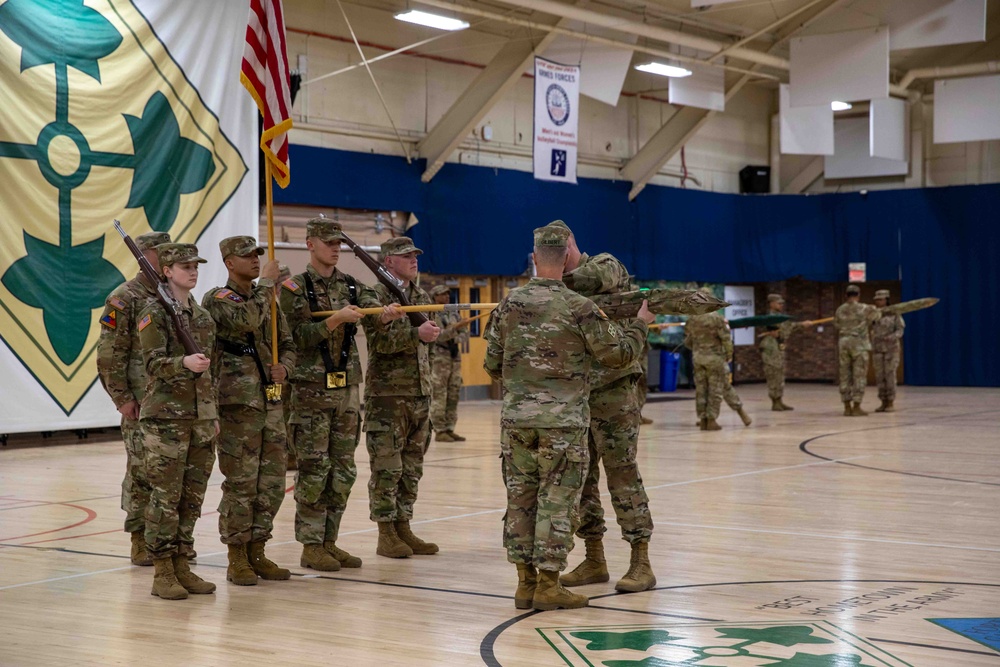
[704,418,722,431]
[395,521,439,555]
[875,399,888,413]
[771,398,785,411]
[515,563,537,609]
[435,431,455,442]
[532,570,589,610]
[852,402,868,416]
[151,557,188,600]
[324,541,362,568]
[376,522,413,558]
[248,541,291,580]
[640,415,654,425]
[226,543,258,585]
[779,401,794,411]
[447,431,467,442]
[173,554,216,594]
[843,401,853,416]
[615,542,657,593]
[883,400,895,412]
[130,530,152,566]
[698,418,707,430]
[300,543,341,571]
[737,407,752,427]
[560,539,609,587]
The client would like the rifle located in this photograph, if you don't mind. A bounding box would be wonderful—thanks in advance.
[339,232,428,327]
[114,220,203,362]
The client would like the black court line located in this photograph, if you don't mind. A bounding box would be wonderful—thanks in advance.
[586,603,722,622]
[0,543,132,560]
[868,637,1000,658]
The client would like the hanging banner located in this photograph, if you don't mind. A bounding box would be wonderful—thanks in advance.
[0,0,257,434]
[533,57,579,184]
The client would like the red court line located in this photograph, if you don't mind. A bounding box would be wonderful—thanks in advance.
[0,503,98,542]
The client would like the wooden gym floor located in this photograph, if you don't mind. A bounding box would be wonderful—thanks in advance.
[1,384,998,666]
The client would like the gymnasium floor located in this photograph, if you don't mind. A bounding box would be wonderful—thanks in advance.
[1,384,998,666]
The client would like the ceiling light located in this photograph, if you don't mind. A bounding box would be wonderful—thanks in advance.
[635,62,693,78]
[831,101,853,111]
[394,10,469,31]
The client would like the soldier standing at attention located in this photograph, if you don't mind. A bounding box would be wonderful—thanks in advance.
[484,225,653,611]
[546,220,657,594]
[684,300,750,431]
[758,294,814,411]
[428,284,468,443]
[871,289,904,413]
[203,236,296,586]
[279,218,403,571]
[97,231,171,567]
[137,243,218,600]
[276,263,298,472]
[363,237,441,559]
[835,285,880,416]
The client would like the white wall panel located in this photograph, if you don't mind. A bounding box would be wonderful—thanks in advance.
[780,84,834,155]
[934,75,1000,144]
[826,117,908,178]
[790,27,889,107]
[870,97,908,161]
[669,66,725,111]
[540,25,635,107]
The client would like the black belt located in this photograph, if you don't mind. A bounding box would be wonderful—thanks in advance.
[219,335,269,394]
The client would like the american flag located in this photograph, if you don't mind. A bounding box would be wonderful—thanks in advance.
[241,0,293,187]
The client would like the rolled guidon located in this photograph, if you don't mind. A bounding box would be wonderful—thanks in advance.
[592,288,729,319]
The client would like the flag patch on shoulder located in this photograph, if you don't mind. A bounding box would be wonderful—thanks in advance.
[137,313,152,332]
[109,297,127,310]
[216,289,244,302]
[100,309,117,329]
[282,279,300,292]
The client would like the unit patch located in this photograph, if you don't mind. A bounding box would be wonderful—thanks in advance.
[100,309,118,329]
[215,288,244,303]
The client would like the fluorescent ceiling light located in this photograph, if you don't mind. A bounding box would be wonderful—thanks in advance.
[394,10,469,31]
[831,101,853,111]
[635,62,693,78]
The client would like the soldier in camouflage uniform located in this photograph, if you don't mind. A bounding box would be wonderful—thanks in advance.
[428,284,468,442]
[363,237,442,558]
[138,243,218,600]
[547,220,656,594]
[758,294,813,411]
[684,302,750,431]
[835,284,881,416]
[96,231,171,566]
[203,236,297,586]
[279,218,403,571]
[276,263,297,472]
[484,224,653,610]
[871,289,904,413]
[694,371,753,428]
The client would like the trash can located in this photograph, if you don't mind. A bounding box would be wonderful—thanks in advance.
[658,351,680,392]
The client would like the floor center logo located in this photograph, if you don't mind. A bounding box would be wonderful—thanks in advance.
[0,0,246,413]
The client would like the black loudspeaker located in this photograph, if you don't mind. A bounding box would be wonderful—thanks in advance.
[739,165,771,194]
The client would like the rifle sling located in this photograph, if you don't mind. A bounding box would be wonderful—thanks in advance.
[304,273,357,376]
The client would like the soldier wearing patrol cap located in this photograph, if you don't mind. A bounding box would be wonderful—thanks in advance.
[871,289,904,412]
[484,224,654,610]
[274,264,298,471]
[362,236,443,559]
[137,243,218,600]
[203,236,297,586]
[97,231,171,567]
[835,284,880,416]
[279,217,404,572]
[428,284,468,442]
[758,293,814,411]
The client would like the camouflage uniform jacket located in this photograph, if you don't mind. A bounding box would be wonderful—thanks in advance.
[96,274,156,408]
[835,302,880,351]
[431,308,468,358]
[564,252,644,388]
[483,277,647,428]
[758,320,805,355]
[870,312,904,352]
[203,278,296,411]
[684,312,733,363]
[137,294,218,421]
[363,281,433,399]
[279,264,381,408]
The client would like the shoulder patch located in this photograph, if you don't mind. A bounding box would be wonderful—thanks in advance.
[100,308,118,329]
[215,288,244,303]
[108,296,127,310]
[137,313,152,332]
[282,278,301,292]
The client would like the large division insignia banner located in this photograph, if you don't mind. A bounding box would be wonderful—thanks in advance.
[0,0,257,432]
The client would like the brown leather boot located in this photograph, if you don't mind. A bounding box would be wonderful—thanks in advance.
[532,570,588,610]
[779,401,794,411]
[173,554,216,594]
[226,543,258,585]
[615,542,657,593]
[737,407,752,426]
[875,400,888,413]
[560,539,610,587]
[324,541,362,568]
[771,398,785,411]
[130,530,152,566]
[704,418,722,431]
[852,402,868,416]
[395,521,439,555]
[151,557,188,600]
[435,431,455,442]
[515,563,537,609]
[448,431,467,442]
[843,401,852,416]
[376,522,413,558]
[300,543,341,571]
[248,541,291,580]
[883,400,895,412]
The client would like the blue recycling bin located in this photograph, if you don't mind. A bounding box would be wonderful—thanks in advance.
[658,351,680,392]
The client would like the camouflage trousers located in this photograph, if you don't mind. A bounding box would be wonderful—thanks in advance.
[576,375,653,546]
[430,352,461,433]
[694,371,744,418]
[289,386,361,545]
[872,347,900,401]
[838,337,870,402]
[761,345,786,401]
[693,356,728,420]
[141,418,216,559]
[121,417,151,534]
[217,405,287,545]
[364,395,430,523]
[501,427,588,572]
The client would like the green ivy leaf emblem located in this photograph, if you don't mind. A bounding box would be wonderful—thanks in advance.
[714,626,835,647]
[571,630,681,652]
[602,657,692,667]
[763,653,876,667]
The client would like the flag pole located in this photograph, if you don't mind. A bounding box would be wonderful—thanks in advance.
[265,159,282,403]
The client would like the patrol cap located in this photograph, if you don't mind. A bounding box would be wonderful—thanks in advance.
[874,289,890,300]
[306,217,344,241]
[429,284,450,298]
[846,284,861,295]
[768,293,785,304]
[533,225,569,248]
[157,243,207,268]
[135,232,171,252]
[381,236,423,256]
[219,235,264,258]
[545,219,573,235]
